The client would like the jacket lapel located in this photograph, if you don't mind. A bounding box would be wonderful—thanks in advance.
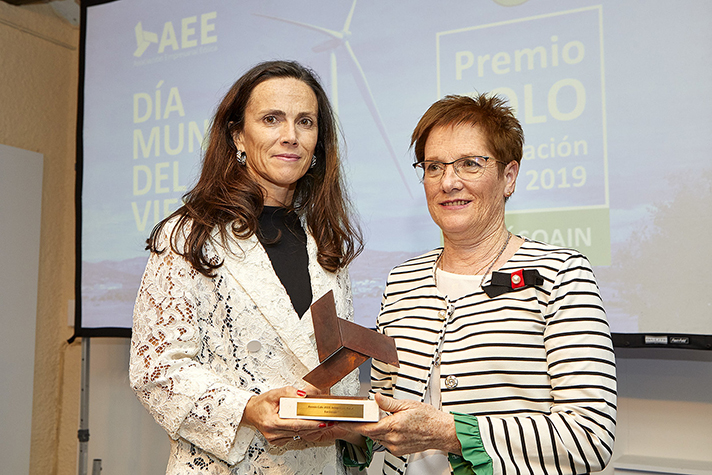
[218,230,322,371]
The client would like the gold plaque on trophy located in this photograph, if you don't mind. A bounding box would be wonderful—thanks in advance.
[279,396,379,422]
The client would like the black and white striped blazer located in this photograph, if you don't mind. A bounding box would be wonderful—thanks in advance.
[371,240,616,475]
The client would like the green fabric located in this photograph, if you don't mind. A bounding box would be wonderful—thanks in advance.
[449,412,493,475]
[341,437,374,471]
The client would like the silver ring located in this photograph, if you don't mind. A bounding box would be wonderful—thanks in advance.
[293,435,301,441]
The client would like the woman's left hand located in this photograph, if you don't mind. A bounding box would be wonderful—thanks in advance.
[340,392,461,457]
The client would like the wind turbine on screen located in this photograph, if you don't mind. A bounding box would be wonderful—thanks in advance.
[255,0,413,198]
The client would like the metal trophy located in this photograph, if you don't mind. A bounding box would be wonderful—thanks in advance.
[279,290,399,422]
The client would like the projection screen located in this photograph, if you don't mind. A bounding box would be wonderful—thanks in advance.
[76,0,712,349]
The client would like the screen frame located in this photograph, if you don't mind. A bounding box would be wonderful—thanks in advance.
[71,0,712,351]
[72,0,132,340]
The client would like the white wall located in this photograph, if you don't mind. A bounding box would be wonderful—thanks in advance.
[609,348,712,475]
[85,338,169,474]
[83,339,712,474]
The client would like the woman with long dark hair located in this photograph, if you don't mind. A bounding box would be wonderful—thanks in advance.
[130,60,364,475]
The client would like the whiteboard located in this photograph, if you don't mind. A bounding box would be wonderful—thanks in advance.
[0,143,43,474]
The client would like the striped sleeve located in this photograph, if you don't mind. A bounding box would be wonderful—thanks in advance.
[370,251,441,399]
[476,251,617,474]
[371,290,398,398]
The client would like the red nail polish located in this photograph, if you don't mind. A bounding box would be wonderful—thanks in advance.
[319,423,326,428]
[297,390,306,397]
[327,421,335,427]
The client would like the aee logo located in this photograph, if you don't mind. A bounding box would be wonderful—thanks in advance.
[134,12,217,57]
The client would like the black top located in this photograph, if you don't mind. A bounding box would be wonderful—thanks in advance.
[257,206,313,318]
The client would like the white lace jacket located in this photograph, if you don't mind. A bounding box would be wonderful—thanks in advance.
[129,218,359,475]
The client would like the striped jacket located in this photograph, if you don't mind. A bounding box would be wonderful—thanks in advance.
[371,240,616,475]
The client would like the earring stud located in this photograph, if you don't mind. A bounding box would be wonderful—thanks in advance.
[236,150,246,165]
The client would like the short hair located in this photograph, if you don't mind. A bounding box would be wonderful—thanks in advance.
[411,94,524,174]
[148,60,362,275]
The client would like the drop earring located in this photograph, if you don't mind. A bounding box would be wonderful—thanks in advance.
[236,150,246,166]
[310,154,317,169]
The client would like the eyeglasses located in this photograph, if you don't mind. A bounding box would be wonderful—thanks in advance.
[412,156,501,182]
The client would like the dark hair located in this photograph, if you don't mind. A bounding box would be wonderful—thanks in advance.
[410,94,524,175]
[147,60,362,275]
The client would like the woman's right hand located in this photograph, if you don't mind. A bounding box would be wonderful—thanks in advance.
[341,392,461,457]
[241,386,325,446]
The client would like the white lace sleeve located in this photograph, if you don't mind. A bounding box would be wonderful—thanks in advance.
[129,227,255,465]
